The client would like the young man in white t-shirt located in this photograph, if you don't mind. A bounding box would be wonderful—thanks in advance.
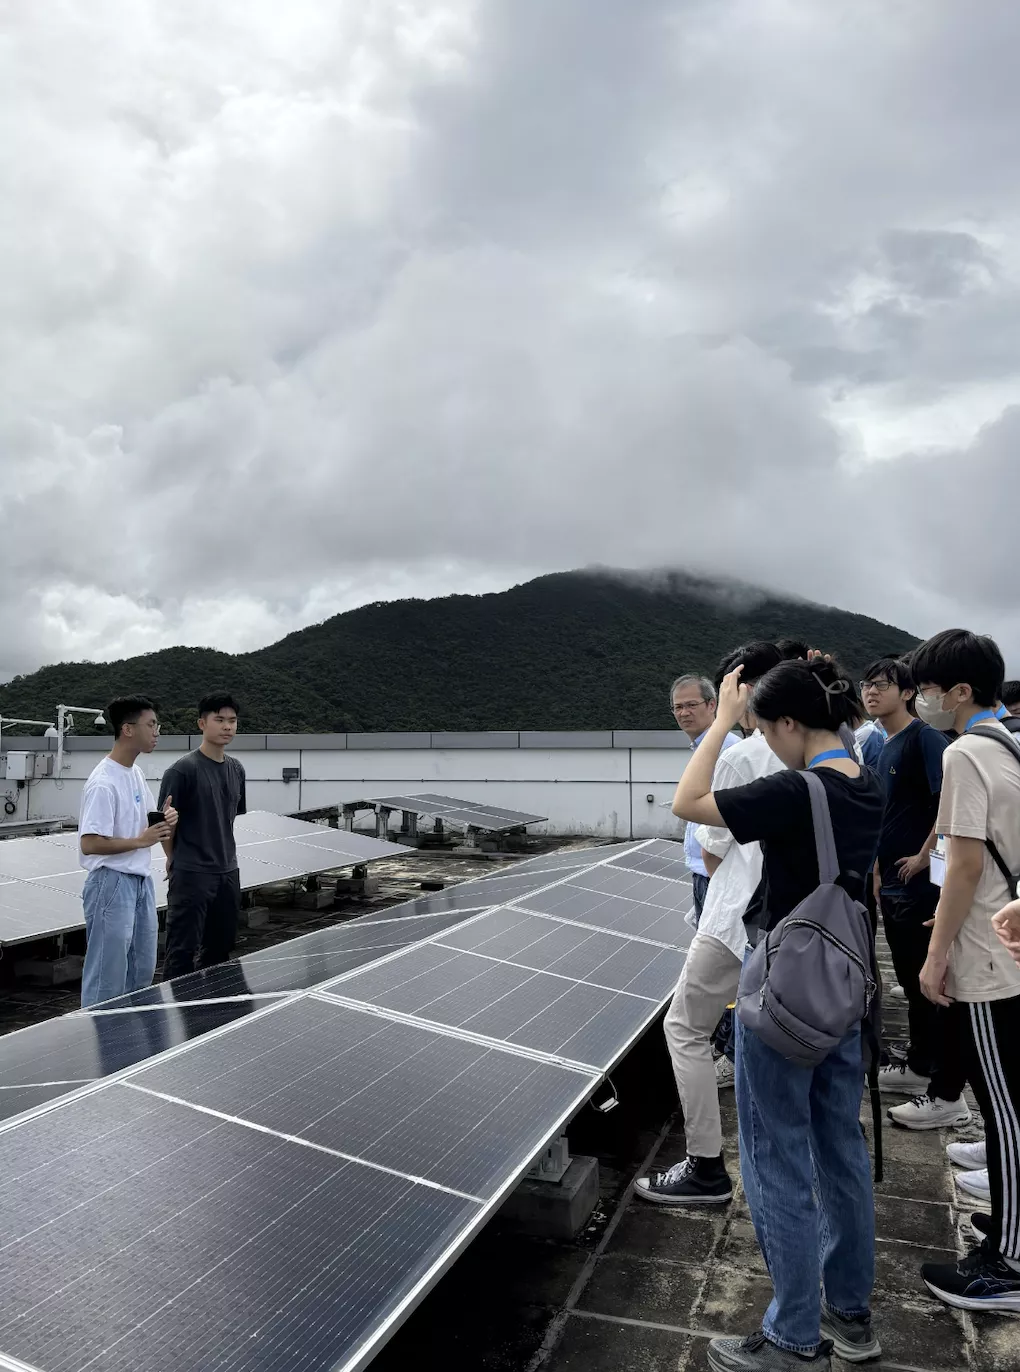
[78,696,178,1008]
[909,631,1020,1312]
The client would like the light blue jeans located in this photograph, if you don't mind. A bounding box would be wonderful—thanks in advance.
[81,868,158,1008]
[736,1016,875,1354]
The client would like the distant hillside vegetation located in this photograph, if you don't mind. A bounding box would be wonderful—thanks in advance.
[0,569,918,734]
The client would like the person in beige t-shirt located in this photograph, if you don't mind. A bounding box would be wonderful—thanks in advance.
[910,629,1020,1314]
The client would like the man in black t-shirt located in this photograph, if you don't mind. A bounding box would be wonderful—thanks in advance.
[857,659,970,1131]
[158,691,247,981]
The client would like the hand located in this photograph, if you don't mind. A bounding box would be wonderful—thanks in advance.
[992,899,1020,965]
[162,794,178,831]
[896,851,930,884]
[716,665,749,730]
[138,821,171,848]
[919,950,952,1006]
[807,648,832,662]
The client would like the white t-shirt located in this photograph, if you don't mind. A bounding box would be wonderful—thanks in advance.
[78,757,156,877]
[691,731,787,960]
[936,724,1020,1003]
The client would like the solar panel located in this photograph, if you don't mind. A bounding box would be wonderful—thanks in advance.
[0,836,692,1372]
[362,792,547,833]
[0,812,409,946]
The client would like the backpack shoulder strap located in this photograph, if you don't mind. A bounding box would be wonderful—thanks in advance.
[800,769,840,884]
[964,726,1020,900]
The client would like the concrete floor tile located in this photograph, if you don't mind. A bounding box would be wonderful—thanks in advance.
[875,1157,954,1203]
[869,1292,970,1370]
[969,1312,1020,1371]
[577,1253,704,1325]
[608,1205,720,1265]
[696,1264,776,1336]
[546,1314,689,1371]
[715,1217,768,1278]
[874,1194,956,1249]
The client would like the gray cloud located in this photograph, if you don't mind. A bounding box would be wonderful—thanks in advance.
[2,0,1020,681]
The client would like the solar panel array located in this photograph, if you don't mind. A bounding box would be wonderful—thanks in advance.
[361,791,547,833]
[0,838,693,1372]
[0,812,409,946]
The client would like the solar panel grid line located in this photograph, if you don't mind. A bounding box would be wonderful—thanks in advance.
[0,1080,93,1091]
[0,1351,44,1372]
[427,941,660,1003]
[119,1082,486,1203]
[507,905,684,951]
[310,991,600,1076]
[83,993,293,1016]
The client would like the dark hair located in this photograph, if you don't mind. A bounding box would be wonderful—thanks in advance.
[750,657,863,730]
[1002,680,1020,708]
[861,656,917,714]
[198,691,241,719]
[775,638,809,661]
[909,630,1004,709]
[108,695,158,739]
[714,641,783,693]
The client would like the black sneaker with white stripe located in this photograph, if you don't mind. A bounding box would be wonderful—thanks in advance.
[922,1240,1020,1312]
[634,1155,733,1206]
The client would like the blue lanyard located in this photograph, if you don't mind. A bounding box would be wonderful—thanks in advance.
[807,748,851,768]
[964,709,999,732]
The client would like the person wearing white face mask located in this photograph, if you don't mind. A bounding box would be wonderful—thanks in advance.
[908,629,1020,1315]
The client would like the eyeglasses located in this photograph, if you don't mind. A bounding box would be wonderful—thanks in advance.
[859,680,894,695]
[672,700,708,713]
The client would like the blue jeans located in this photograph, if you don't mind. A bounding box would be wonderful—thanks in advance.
[691,871,710,927]
[736,1017,875,1354]
[81,868,158,1008]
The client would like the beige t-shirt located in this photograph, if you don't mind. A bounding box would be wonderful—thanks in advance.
[937,724,1020,1003]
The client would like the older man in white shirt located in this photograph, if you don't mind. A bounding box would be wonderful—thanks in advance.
[638,643,785,1207]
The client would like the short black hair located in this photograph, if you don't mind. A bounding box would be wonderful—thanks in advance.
[909,630,1004,709]
[775,638,809,661]
[862,656,917,711]
[1002,680,1020,708]
[751,657,864,730]
[198,691,241,719]
[714,641,783,693]
[108,695,158,739]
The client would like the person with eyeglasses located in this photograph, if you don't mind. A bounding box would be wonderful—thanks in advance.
[855,659,971,1131]
[670,674,738,922]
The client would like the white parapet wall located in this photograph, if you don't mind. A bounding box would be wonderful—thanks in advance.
[0,731,694,841]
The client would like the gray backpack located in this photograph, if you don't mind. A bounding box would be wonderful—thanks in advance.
[736,770,881,1069]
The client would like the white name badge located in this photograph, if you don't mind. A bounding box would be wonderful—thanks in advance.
[930,837,946,889]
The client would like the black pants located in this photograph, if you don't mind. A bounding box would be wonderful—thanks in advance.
[163,868,241,982]
[954,995,1020,1261]
[691,872,710,925]
[882,884,966,1102]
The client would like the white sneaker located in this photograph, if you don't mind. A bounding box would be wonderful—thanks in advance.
[889,983,907,999]
[878,1060,930,1094]
[956,1167,991,1200]
[887,1094,972,1131]
[946,1138,987,1170]
[715,1055,736,1089]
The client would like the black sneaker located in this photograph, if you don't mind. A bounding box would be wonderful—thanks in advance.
[970,1212,992,1244]
[922,1240,1020,1312]
[707,1331,832,1371]
[819,1308,881,1363]
[634,1155,733,1206]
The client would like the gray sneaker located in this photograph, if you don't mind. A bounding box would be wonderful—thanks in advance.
[707,1332,833,1371]
[819,1308,881,1362]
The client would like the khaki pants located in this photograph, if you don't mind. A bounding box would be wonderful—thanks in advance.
[663,931,743,1159]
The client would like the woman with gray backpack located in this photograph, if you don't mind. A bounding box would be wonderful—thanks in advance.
[673,656,885,1372]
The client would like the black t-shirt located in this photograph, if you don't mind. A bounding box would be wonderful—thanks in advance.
[875,720,947,893]
[715,766,886,940]
[158,750,246,873]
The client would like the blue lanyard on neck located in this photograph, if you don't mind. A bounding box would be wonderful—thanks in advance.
[807,748,851,768]
[964,709,999,732]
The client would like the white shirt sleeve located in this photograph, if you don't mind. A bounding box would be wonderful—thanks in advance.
[79,782,116,837]
[695,750,744,858]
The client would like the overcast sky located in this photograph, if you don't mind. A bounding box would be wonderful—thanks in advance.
[3,0,1019,681]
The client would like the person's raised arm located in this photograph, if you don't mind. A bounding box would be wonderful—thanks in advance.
[672,667,748,828]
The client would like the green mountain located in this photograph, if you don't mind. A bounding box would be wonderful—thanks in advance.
[0,569,918,734]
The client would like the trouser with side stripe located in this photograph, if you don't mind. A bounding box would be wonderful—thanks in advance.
[956,993,1020,1262]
